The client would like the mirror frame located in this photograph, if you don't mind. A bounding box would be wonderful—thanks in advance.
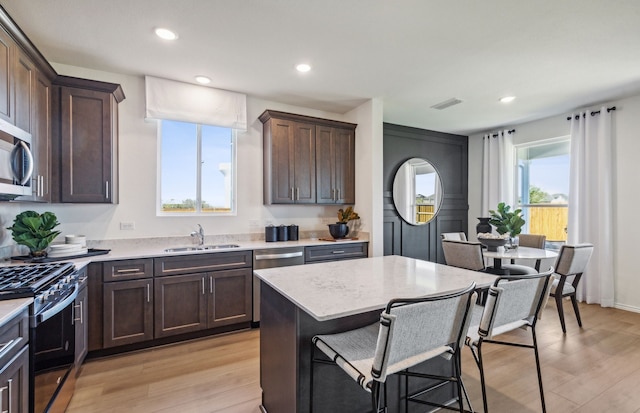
[392,157,443,226]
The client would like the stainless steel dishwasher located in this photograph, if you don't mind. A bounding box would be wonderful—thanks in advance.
[253,246,305,323]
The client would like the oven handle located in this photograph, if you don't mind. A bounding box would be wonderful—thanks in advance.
[36,285,79,325]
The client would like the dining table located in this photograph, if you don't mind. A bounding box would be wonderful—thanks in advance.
[482,246,558,274]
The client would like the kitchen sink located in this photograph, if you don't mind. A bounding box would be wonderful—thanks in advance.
[164,244,240,253]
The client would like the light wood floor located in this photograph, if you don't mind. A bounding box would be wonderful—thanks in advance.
[67,301,640,413]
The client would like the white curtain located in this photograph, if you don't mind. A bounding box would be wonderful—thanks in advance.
[481,130,515,216]
[145,76,247,130]
[568,106,614,306]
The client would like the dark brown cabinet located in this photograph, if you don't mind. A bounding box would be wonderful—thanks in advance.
[316,125,355,204]
[74,280,88,369]
[154,251,252,339]
[52,76,124,203]
[0,308,29,413]
[304,242,368,263]
[13,47,34,134]
[260,110,356,205]
[102,259,154,348]
[0,26,14,124]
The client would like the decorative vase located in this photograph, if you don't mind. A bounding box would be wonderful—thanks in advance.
[476,217,492,234]
[504,236,518,250]
[328,223,349,239]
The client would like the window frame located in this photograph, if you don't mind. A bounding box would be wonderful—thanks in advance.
[515,136,570,239]
[156,120,237,217]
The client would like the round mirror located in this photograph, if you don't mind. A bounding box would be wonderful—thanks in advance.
[392,158,443,225]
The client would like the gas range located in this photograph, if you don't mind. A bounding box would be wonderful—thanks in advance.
[0,262,78,318]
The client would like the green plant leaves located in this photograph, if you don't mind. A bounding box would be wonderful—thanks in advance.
[6,210,61,254]
[488,202,525,237]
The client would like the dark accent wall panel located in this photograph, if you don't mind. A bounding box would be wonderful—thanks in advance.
[383,123,468,263]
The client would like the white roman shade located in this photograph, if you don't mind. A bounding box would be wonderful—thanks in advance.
[145,76,247,130]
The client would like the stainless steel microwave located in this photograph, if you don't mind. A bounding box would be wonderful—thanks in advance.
[0,117,33,200]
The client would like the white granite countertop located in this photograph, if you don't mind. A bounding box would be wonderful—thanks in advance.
[0,297,32,326]
[0,235,369,267]
[254,255,497,321]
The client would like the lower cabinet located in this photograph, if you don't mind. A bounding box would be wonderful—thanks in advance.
[103,278,154,348]
[304,242,369,263]
[74,282,88,368]
[0,346,29,413]
[155,268,252,339]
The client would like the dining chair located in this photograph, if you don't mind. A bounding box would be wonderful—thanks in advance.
[510,234,547,271]
[442,240,485,271]
[310,283,477,413]
[466,269,554,413]
[441,232,468,241]
[550,243,594,333]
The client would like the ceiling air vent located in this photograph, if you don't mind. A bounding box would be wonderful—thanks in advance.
[431,98,462,110]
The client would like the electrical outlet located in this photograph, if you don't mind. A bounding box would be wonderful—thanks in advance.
[265,220,274,227]
[249,220,260,230]
[120,222,135,230]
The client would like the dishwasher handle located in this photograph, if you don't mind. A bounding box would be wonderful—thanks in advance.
[254,251,304,260]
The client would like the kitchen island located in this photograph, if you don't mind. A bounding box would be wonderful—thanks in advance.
[254,255,498,413]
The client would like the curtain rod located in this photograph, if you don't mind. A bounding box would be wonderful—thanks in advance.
[566,106,616,121]
[488,129,515,138]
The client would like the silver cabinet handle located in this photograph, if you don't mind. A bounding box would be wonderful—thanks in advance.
[336,188,340,201]
[73,301,84,324]
[116,268,140,274]
[0,383,7,413]
[39,175,43,197]
[255,251,303,260]
[202,277,205,294]
[7,378,11,413]
[106,181,109,199]
[332,250,345,254]
[296,187,300,200]
[147,284,150,303]
[209,276,213,294]
[0,340,14,357]
[290,187,294,201]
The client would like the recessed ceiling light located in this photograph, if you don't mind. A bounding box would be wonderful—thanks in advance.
[155,28,178,40]
[195,76,211,84]
[296,63,311,73]
[500,96,516,103]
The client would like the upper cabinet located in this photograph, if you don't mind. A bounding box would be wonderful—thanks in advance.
[51,76,125,203]
[259,110,356,205]
[0,26,14,124]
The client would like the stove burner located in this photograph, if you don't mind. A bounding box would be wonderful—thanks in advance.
[0,262,76,299]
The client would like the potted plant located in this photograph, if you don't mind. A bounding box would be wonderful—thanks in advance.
[7,211,61,258]
[488,202,525,249]
[328,207,360,239]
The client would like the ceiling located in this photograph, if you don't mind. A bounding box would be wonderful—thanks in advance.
[3,0,640,135]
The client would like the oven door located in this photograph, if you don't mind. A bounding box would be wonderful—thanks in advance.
[32,290,77,413]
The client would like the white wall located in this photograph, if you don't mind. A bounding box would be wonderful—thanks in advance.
[0,64,385,258]
[468,93,640,312]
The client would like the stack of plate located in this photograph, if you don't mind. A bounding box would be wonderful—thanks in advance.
[48,242,88,258]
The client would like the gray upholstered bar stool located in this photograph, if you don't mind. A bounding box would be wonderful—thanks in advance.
[466,269,554,413]
[310,283,477,413]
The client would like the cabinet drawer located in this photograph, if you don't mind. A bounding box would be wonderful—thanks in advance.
[304,242,368,263]
[103,258,154,282]
[0,307,29,368]
[154,251,252,277]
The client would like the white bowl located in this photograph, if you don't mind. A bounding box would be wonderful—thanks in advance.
[65,235,87,247]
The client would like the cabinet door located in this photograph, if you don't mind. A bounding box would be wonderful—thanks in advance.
[208,268,252,328]
[74,285,88,368]
[13,47,34,133]
[304,242,368,263]
[103,279,153,348]
[23,70,51,201]
[154,274,208,338]
[316,126,355,204]
[266,118,316,204]
[59,86,115,203]
[0,27,13,124]
[0,346,29,413]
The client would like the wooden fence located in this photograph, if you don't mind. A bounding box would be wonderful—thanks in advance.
[528,206,567,241]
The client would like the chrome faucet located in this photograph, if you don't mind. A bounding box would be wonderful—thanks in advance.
[191,224,205,245]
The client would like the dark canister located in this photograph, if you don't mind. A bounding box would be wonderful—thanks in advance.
[287,224,299,241]
[265,225,278,242]
[277,225,289,241]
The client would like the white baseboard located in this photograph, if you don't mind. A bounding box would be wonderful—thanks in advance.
[614,303,640,313]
